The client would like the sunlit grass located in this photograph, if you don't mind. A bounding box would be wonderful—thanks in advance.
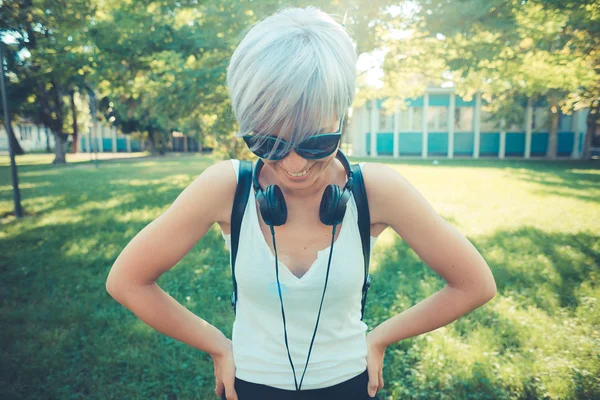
[1,154,598,399]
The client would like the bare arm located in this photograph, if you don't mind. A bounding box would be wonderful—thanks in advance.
[105,159,237,357]
[363,162,497,348]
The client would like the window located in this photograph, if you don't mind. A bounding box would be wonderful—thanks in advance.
[19,125,32,140]
[558,113,572,132]
[480,110,501,131]
[413,107,423,131]
[532,107,548,131]
[398,109,411,131]
[379,108,393,131]
[427,106,449,131]
[455,107,474,131]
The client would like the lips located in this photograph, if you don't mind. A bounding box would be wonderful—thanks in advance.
[286,168,310,177]
[282,165,313,180]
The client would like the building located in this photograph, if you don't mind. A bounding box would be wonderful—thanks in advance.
[348,88,591,159]
[0,121,145,154]
[0,121,56,152]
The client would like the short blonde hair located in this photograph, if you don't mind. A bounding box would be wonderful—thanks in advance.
[227,6,357,157]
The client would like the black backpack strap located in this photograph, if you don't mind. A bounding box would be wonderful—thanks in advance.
[230,160,253,315]
[351,163,372,321]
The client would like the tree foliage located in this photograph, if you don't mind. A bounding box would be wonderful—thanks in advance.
[365,1,598,158]
[2,0,96,163]
[412,0,598,158]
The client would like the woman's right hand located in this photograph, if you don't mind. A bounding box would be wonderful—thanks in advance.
[211,339,238,400]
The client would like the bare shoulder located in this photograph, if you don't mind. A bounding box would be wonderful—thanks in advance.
[185,159,238,226]
[360,162,409,225]
[360,161,405,190]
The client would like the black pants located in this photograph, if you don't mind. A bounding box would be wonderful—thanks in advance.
[221,369,379,400]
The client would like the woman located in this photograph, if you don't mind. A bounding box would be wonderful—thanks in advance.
[106,6,497,400]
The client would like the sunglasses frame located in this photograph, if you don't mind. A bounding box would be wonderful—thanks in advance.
[242,114,345,160]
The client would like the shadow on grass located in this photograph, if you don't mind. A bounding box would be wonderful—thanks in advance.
[506,168,600,204]
[2,218,598,398]
[2,156,599,399]
[0,157,217,226]
[1,214,234,399]
[366,226,599,399]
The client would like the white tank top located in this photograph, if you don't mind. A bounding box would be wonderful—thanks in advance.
[221,159,378,390]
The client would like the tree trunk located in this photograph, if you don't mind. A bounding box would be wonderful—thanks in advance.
[52,132,67,164]
[546,100,559,160]
[45,127,51,153]
[158,133,167,155]
[147,127,157,155]
[147,127,167,155]
[8,123,25,155]
[70,90,79,153]
[582,104,599,160]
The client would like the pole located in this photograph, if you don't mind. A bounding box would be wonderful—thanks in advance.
[0,42,23,218]
[87,88,99,169]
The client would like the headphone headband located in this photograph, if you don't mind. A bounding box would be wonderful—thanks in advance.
[252,149,353,193]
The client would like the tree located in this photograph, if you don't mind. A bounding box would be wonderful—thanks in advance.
[0,49,27,155]
[90,0,389,158]
[3,0,97,163]
[411,0,598,159]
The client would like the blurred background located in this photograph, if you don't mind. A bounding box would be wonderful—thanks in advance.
[1,0,599,161]
[1,1,598,399]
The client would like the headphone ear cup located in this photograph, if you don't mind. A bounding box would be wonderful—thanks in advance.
[262,185,287,226]
[320,185,348,226]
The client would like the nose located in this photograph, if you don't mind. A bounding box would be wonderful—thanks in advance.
[280,149,309,173]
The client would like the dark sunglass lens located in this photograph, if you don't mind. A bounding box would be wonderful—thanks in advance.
[243,136,287,160]
[297,135,341,159]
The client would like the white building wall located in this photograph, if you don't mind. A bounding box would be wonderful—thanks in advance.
[0,123,56,152]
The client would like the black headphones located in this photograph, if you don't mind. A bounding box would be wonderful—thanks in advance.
[252,149,354,228]
[252,149,354,391]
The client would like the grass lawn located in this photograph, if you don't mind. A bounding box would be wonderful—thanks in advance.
[1,153,599,399]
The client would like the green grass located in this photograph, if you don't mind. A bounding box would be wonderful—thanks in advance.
[1,153,599,399]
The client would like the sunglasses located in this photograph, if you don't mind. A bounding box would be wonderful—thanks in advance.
[242,114,344,160]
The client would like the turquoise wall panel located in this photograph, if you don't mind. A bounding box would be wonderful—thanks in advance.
[102,138,114,151]
[406,97,424,107]
[429,94,450,107]
[130,139,142,152]
[81,137,100,151]
[480,133,500,155]
[399,133,422,155]
[81,137,142,152]
[377,133,394,155]
[117,138,127,151]
[455,96,476,107]
[428,132,448,155]
[531,133,548,156]
[529,132,575,156]
[506,133,525,155]
[558,132,574,155]
[378,95,457,108]
[454,132,474,155]
[376,98,388,109]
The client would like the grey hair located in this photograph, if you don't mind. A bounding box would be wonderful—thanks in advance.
[226,6,357,158]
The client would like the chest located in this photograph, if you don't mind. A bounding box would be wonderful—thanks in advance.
[255,198,344,279]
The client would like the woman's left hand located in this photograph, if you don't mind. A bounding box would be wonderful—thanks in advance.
[366,331,387,398]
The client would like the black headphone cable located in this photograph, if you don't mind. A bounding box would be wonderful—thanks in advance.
[270,224,338,391]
